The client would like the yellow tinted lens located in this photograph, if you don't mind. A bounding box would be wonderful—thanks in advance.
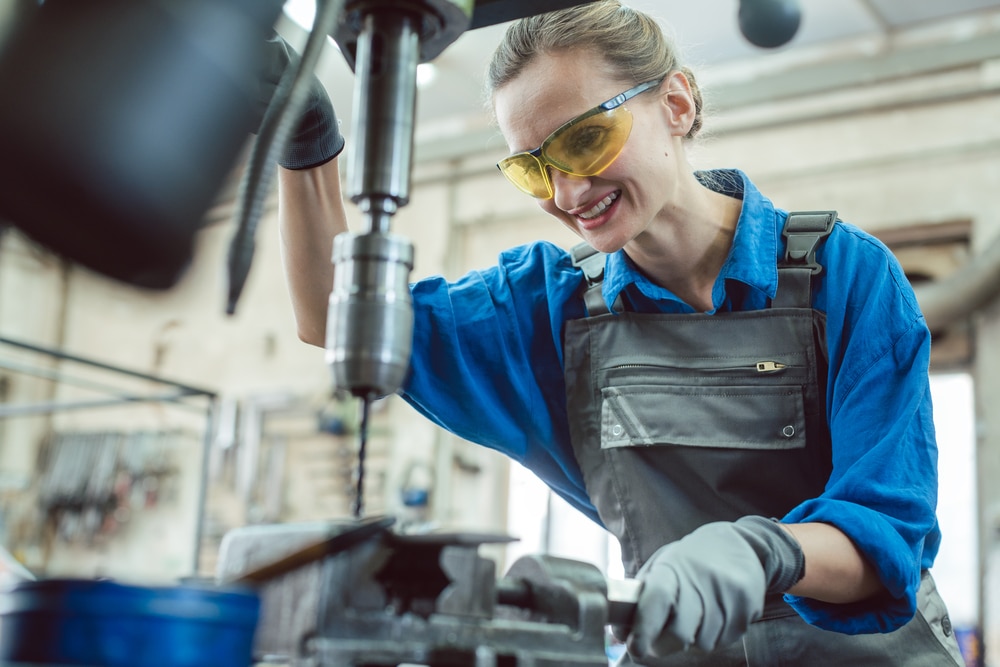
[545,106,633,176]
[498,153,552,198]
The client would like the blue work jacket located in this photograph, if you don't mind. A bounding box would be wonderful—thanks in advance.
[400,169,940,635]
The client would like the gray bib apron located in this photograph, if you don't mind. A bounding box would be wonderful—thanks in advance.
[563,213,964,666]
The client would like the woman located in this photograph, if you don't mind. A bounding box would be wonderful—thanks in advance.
[274,2,964,664]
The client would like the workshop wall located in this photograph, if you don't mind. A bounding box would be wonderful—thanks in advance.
[0,191,343,580]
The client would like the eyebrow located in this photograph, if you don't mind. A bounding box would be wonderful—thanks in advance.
[506,100,598,156]
[505,79,663,157]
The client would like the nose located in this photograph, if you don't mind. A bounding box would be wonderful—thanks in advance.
[548,167,591,210]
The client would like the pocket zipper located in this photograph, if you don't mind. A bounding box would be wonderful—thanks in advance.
[756,361,787,373]
[610,361,792,374]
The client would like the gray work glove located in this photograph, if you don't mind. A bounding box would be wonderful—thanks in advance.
[257,34,345,170]
[615,516,805,658]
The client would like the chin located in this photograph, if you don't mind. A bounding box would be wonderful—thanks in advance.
[580,231,627,255]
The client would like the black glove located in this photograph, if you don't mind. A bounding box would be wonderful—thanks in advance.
[616,516,805,658]
[257,34,345,170]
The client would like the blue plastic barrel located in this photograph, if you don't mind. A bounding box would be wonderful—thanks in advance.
[0,578,260,667]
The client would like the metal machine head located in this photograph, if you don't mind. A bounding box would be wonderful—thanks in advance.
[324,0,606,399]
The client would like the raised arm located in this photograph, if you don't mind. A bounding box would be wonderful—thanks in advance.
[277,162,348,347]
[256,33,350,347]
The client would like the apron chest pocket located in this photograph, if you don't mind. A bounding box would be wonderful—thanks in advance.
[600,383,807,451]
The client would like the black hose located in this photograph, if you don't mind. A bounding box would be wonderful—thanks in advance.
[226,0,346,315]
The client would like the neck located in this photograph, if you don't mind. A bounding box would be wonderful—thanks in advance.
[625,175,742,312]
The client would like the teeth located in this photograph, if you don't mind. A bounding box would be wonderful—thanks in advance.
[580,192,618,219]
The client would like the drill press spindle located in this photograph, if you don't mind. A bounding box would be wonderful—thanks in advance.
[327,3,475,523]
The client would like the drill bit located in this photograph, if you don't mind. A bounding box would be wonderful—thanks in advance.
[352,392,374,519]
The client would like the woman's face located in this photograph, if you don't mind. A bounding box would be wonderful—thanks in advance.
[493,49,692,253]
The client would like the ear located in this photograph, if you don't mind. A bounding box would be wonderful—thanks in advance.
[658,70,696,138]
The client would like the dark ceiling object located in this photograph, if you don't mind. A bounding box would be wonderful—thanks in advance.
[469,0,601,30]
[738,0,802,48]
[0,0,597,292]
[0,0,284,289]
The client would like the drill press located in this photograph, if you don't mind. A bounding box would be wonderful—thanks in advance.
[324,0,604,515]
[325,1,436,516]
[325,0,474,517]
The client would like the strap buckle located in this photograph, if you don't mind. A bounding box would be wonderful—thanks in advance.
[781,211,837,276]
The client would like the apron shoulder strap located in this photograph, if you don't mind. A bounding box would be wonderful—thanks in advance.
[570,242,622,315]
[774,211,837,309]
[572,209,836,315]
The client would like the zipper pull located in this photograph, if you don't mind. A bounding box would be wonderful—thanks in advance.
[756,361,787,373]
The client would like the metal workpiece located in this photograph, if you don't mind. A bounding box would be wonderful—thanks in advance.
[215,520,367,660]
[326,231,415,398]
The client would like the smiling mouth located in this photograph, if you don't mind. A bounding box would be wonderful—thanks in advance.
[578,191,619,220]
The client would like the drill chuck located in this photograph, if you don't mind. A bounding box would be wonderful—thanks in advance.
[327,231,415,398]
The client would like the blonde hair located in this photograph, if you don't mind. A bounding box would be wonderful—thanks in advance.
[486,0,704,139]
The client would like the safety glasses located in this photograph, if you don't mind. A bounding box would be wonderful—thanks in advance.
[497,78,663,199]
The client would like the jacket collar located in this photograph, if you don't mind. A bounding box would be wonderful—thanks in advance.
[601,169,779,313]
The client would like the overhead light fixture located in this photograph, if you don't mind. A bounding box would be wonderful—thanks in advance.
[283,0,315,30]
[416,63,437,87]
